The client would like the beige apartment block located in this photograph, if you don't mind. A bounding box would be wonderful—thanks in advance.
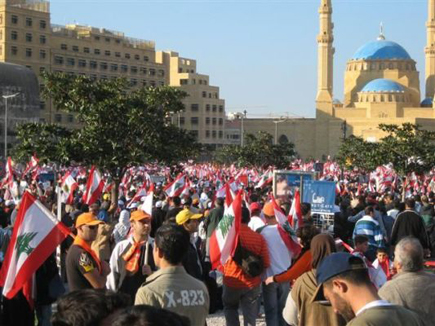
[156,51,226,147]
[0,0,225,147]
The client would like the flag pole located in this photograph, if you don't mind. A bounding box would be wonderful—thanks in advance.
[56,170,63,275]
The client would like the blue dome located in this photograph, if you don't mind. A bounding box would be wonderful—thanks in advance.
[361,79,405,93]
[421,97,433,107]
[352,40,411,60]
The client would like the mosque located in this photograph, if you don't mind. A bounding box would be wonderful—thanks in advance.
[236,0,435,159]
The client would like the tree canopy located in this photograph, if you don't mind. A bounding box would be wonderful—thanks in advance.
[13,72,200,178]
[213,131,297,168]
[337,123,435,175]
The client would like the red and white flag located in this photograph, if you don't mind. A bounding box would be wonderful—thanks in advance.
[61,172,78,205]
[209,190,242,270]
[22,155,39,177]
[0,191,70,304]
[255,169,273,188]
[164,174,185,198]
[127,183,147,208]
[288,190,303,230]
[141,183,154,216]
[1,157,14,189]
[82,166,104,205]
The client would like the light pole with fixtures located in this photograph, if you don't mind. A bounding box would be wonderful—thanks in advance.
[2,93,20,159]
[273,118,287,145]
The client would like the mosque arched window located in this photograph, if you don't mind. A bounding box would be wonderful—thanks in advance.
[398,62,402,70]
[406,63,411,70]
[388,63,393,70]
[388,94,392,102]
[379,63,384,70]
[370,63,375,70]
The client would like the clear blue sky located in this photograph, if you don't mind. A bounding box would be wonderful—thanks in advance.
[50,0,427,118]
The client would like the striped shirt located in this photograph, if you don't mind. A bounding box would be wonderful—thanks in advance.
[223,224,270,288]
[353,215,385,249]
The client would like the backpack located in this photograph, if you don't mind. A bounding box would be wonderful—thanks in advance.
[233,243,264,277]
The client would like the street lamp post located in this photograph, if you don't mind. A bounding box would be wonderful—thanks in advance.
[2,93,20,159]
[273,118,287,145]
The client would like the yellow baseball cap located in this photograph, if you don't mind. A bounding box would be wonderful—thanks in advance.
[75,213,104,228]
[130,210,151,221]
[176,209,203,225]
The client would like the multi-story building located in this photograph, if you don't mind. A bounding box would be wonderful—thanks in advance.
[0,0,225,147]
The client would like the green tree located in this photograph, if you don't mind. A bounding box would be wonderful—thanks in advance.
[336,135,383,172]
[13,72,200,201]
[214,131,296,168]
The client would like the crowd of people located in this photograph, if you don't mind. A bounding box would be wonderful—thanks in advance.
[0,160,434,326]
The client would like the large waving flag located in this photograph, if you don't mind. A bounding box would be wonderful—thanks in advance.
[210,190,242,270]
[127,183,147,208]
[255,169,273,189]
[164,174,185,197]
[141,183,154,216]
[61,172,78,205]
[288,190,303,230]
[22,154,39,177]
[270,195,301,256]
[82,166,104,205]
[0,191,70,302]
[1,157,14,188]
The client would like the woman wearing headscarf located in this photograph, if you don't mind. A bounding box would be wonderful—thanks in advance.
[113,201,131,244]
[283,234,346,326]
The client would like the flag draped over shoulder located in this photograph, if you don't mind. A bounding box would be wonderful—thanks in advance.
[0,191,71,301]
[82,166,104,205]
[209,190,242,270]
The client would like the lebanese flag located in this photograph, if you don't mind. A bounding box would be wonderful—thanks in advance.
[270,195,301,256]
[0,191,70,304]
[22,155,39,177]
[127,183,147,208]
[141,183,154,216]
[209,190,242,270]
[164,174,185,197]
[255,169,273,188]
[1,157,14,188]
[61,172,78,205]
[82,166,104,205]
[288,190,303,229]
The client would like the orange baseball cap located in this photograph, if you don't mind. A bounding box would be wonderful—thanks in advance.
[75,213,104,228]
[130,210,151,221]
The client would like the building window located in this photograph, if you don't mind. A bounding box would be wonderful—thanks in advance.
[40,35,46,44]
[55,114,62,123]
[144,56,149,62]
[212,130,217,138]
[54,56,64,65]
[26,17,32,27]
[191,104,199,112]
[39,49,46,59]
[11,31,18,40]
[191,130,199,139]
[25,48,32,57]
[131,66,138,74]
[90,74,97,81]
[219,131,223,138]
[105,37,110,43]
[125,53,130,59]
[39,66,46,73]
[206,130,210,138]
[66,58,75,66]
[110,64,118,71]
[130,79,138,87]
[84,47,90,53]
[134,54,140,60]
[61,44,67,50]
[141,67,147,75]
[212,105,217,112]
[78,59,86,67]
[40,20,46,29]
[149,69,155,76]
[205,117,210,125]
[121,65,128,73]
[90,61,97,69]
[179,68,183,73]
[219,118,223,125]
[67,114,74,123]
[94,49,100,55]
[180,79,188,85]
[72,45,79,52]
[180,117,185,125]
[202,91,207,98]
[25,33,32,42]
[11,15,18,24]
[158,69,165,77]
[219,105,223,112]
[150,80,156,87]
[115,52,121,57]
[100,75,108,80]
[191,117,199,125]
[100,62,108,70]
[40,101,45,110]
[105,50,110,56]
[94,36,100,41]
[142,80,147,86]
[206,104,210,111]
[115,39,121,44]
[212,118,217,125]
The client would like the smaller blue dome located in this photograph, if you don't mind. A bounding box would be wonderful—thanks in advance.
[361,79,405,93]
[352,40,411,60]
[421,97,433,107]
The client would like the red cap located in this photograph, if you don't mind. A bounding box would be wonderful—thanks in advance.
[250,202,262,212]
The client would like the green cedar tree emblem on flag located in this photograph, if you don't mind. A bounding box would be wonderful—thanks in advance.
[15,232,37,261]
[219,213,234,237]
[174,182,183,191]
